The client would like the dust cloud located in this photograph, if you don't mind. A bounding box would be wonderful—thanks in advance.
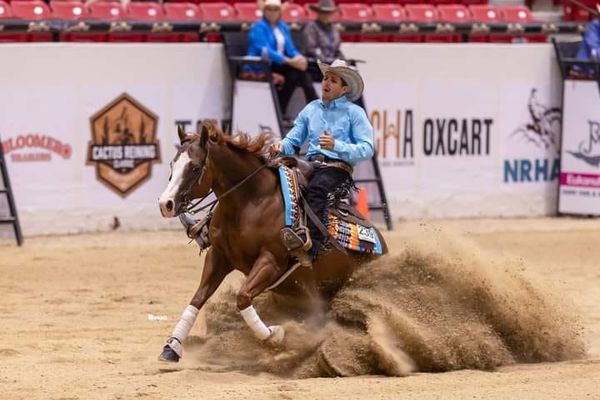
[185,228,586,377]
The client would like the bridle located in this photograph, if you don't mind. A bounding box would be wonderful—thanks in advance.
[179,139,270,216]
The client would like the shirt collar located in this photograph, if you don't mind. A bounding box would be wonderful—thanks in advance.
[319,95,349,109]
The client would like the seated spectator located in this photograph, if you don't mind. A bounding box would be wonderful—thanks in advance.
[303,0,344,64]
[572,3,600,78]
[246,0,318,116]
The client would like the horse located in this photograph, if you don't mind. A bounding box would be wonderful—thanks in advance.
[157,120,386,362]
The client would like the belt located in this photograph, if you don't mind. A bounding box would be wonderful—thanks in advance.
[308,154,353,175]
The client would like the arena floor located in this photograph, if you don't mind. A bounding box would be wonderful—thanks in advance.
[1,217,599,400]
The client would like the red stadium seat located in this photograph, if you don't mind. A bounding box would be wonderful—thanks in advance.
[11,0,51,20]
[199,2,236,21]
[405,4,438,22]
[372,4,406,23]
[0,0,13,19]
[163,2,201,20]
[437,4,471,23]
[50,1,89,20]
[500,5,533,22]
[338,3,373,22]
[468,5,501,22]
[233,2,261,21]
[282,2,306,22]
[127,2,165,20]
[87,1,124,20]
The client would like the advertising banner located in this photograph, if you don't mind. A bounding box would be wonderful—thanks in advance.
[0,43,230,235]
[559,80,600,215]
[344,43,562,218]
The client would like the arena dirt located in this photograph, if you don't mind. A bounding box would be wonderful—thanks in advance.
[0,218,598,399]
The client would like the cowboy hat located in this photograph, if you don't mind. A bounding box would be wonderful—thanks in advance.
[318,59,364,101]
[261,0,282,9]
[309,0,338,13]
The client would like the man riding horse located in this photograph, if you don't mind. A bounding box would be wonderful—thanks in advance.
[270,59,374,263]
[156,60,378,362]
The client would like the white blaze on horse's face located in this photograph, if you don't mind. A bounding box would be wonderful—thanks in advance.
[158,150,192,218]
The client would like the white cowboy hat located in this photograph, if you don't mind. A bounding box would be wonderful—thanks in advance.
[318,59,364,101]
[262,0,282,9]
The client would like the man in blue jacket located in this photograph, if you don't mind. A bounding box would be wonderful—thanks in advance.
[247,0,317,115]
[272,59,374,261]
[573,3,600,77]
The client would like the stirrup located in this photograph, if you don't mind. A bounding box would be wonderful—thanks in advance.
[280,226,312,252]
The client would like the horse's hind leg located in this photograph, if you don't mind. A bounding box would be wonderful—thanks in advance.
[237,250,286,344]
[159,248,232,362]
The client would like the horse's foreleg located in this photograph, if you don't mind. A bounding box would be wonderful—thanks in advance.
[237,250,285,344]
[159,248,231,363]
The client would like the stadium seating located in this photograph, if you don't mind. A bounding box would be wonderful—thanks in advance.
[405,4,439,22]
[199,2,236,21]
[163,2,201,20]
[0,0,12,19]
[87,1,125,20]
[501,5,534,22]
[282,2,306,22]
[11,0,51,20]
[233,2,261,21]
[127,2,165,20]
[372,3,406,22]
[50,1,89,20]
[437,4,471,23]
[468,4,502,22]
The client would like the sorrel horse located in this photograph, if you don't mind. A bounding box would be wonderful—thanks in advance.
[157,121,385,362]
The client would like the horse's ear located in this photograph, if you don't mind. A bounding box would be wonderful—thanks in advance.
[199,122,209,147]
[203,120,220,143]
[177,125,186,143]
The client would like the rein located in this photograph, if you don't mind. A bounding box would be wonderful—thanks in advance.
[182,144,271,215]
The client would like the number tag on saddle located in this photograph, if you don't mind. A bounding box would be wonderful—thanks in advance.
[358,225,376,244]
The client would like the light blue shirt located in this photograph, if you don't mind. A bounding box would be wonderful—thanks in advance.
[281,96,374,166]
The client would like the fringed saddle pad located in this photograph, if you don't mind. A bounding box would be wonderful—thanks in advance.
[278,166,301,227]
[327,214,385,255]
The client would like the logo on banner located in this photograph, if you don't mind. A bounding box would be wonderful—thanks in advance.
[567,120,600,168]
[510,88,562,152]
[370,109,415,166]
[504,88,561,183]
[87,93,160,196]
[1,134,72,162]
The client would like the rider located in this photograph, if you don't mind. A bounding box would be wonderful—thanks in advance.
[271,59,374,261]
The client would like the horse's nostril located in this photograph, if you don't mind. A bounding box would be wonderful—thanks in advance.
[166,200,174,212]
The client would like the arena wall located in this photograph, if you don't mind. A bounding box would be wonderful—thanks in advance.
[0,43,562,236]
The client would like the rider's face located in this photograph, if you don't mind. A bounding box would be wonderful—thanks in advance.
[321,72,348,103]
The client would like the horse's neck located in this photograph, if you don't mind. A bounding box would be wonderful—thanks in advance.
[210,147,277,207]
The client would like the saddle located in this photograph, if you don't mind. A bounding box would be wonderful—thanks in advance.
[276,156,387,259]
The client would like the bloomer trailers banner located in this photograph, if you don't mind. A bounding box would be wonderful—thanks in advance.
[0,43,230,235]
[559,80,600,215]
[344,43,562,219]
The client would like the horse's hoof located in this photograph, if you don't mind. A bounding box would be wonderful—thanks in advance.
[266,325,285,345]
[158,344,180,363]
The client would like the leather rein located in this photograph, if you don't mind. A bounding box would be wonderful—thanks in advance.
[181,144,270,215]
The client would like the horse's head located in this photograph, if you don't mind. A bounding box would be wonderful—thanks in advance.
[158,121,221,218]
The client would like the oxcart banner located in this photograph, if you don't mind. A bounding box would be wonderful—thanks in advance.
[559,80,600,215]
[344,43,562,219]
[0,43,230,235]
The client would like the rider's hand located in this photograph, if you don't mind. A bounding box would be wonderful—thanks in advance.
[269,142,282,157]
[319,132,335,151]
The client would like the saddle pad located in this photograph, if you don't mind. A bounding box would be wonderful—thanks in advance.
[278,166,301,227]
[327,214,384,255]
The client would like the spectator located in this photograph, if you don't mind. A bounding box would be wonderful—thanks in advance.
[572,3,600,78]
[247,0,318,116]
[303,0,343,64]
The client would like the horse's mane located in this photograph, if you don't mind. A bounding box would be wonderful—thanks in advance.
[221,131,274,161]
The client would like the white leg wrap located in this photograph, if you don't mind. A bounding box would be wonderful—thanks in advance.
[240,305,271,340]
[170,305,200,347]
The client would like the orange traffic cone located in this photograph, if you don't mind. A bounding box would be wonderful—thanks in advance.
[356,186,369,220]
